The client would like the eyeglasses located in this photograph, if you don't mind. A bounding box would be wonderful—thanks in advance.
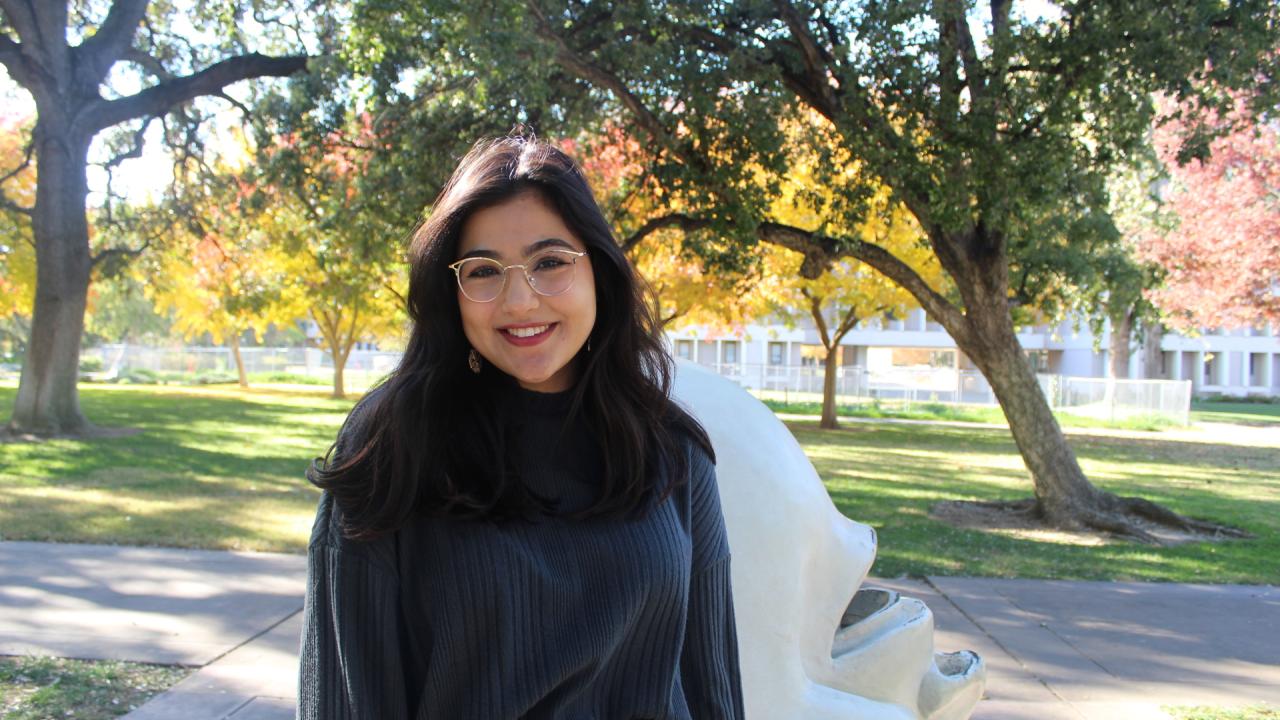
[448,248,588,303]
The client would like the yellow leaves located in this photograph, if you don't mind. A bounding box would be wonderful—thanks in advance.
[0,114,35,317]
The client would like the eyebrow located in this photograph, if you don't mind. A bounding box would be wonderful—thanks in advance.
[459,237,578,261]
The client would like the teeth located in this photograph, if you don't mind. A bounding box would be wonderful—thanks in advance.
[507,324,550,338]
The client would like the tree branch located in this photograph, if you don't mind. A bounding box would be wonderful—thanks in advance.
[772,0,840,112]
[758,221,967,342]
[619,213,710,253]
[802,287,832,350]
[74,0,148,87]
[101,116,155,169]
[90,234,153,269]
[122,46,173,80]
[524,0,673,153]
[80,52,309,134]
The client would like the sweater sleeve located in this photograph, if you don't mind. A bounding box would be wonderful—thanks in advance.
[679,449,746,719]
[298,497,410,720]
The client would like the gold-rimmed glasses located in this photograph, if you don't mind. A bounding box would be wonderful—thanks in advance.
[448,248,588,303]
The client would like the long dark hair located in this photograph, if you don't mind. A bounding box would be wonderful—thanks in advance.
[308,132,713,540]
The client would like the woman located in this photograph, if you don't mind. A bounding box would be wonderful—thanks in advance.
[298,133,745,719]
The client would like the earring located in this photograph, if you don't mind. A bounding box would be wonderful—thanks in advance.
[587,338,592,353]
[468,348,482,374]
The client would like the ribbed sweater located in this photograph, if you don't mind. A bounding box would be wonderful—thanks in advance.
[297,386,745,719]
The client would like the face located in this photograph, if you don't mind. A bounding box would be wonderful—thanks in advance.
[455,192,596,393]
[672,361,986,720]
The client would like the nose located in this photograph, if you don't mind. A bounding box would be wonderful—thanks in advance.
[500,267,540,313]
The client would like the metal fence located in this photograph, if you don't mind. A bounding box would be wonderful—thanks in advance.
[80,346,1192,424]
[703,362,1192,425]
[84,344,399,389]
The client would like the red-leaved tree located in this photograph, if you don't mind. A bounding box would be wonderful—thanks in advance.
[1139,99,1280,331]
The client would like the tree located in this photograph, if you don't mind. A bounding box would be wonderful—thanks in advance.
[0,1,309,434]
[142,144,303,387]
[1137,95,1280,331]
[564,125,758,330]
[256,117,406,399]
[357,0,1276,539]
[757,201,940,429]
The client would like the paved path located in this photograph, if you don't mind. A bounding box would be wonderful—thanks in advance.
[2,541,1277,720]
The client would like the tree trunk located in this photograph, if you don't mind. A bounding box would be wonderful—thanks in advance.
[962,301,1109,522]
[7,124,93,435]
[941,254,1245,542]
[229,333,249,388]
[1108,305,1135,379]
[1141,322,1164,379]
[820,344,839,429]
[332,347,347,400]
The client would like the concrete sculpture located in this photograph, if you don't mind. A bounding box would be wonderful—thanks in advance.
[672,361,986,720]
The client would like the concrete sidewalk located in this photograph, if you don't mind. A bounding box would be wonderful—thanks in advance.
[2,541,1277,720]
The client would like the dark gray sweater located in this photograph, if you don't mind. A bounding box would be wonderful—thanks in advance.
[298,387,745,719]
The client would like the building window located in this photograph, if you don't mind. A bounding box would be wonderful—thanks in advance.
[768,342,786,366]
[720,341,739,365]
[675,339,694,360]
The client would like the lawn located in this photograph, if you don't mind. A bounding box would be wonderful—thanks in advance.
[795,417,1279,583]
[1,382,1276,582]
[757,396,1183,431]
[1191,400,1280,426]
[0,383,350,552]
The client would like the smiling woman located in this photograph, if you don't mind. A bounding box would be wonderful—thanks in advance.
[450,194,596,393]
[299,132,744,719]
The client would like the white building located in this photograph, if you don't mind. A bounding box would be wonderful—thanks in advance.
[665,308,1280,400]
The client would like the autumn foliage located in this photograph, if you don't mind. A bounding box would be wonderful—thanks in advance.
[1137,98,1280,330]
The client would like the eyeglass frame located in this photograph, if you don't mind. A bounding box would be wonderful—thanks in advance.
[447,248,589,303]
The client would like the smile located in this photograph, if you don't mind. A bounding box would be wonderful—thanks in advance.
[500,323,557,346]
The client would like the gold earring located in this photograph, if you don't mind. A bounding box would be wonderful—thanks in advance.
[468,348,482,374]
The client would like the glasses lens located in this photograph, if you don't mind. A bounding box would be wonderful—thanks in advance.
[527,250,578,296]
[457,259,505,302]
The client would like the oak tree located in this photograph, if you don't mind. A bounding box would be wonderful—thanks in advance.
[0,1,310,434]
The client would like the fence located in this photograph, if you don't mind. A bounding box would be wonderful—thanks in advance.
[703,362,1192,425]
[84,344,400,390]
[80,346,1193,424]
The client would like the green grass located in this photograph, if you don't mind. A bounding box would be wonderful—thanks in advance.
[0,655,189,719]
[0,383,350,552]
[790,417,1279,583]
[1191,401,1280,426]
[1166,705,1278,720]
[2,382,1276,582]
[758,397,1180,431]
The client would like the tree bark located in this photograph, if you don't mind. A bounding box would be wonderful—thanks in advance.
[229,332,249,388]
[1141,322,1164,379]
[820,344,839,429]
[8,124,93,434]
[1108,304,1135,379]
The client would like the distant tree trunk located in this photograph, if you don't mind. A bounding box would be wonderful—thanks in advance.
[820,344,839,428]
[1141,322,1165,379]
[1108,304,1135,379]
[8,123,93,434]
[803,289,859,430]
[311,306,360,400]
[229,333,249,388]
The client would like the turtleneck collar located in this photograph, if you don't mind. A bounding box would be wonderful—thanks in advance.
[514,383,579,417]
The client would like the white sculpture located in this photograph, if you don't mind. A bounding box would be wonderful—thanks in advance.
[672,361,985,720]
